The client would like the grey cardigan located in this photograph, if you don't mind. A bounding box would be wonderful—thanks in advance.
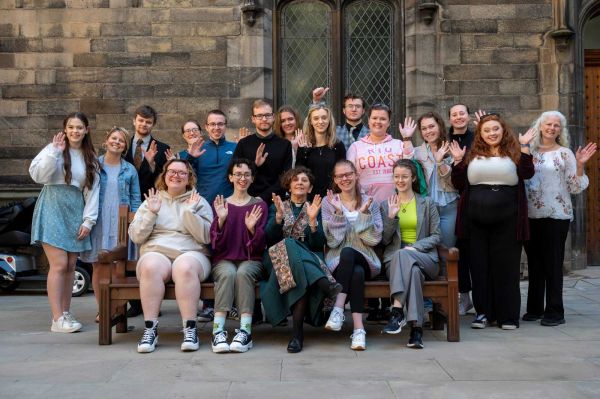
[380,195,441,265]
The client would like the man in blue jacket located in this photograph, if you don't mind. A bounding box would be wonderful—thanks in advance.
[180,109,236,204]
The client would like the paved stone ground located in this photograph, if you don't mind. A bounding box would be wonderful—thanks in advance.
[1,268,600,399]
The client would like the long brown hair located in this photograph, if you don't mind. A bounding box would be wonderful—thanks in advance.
[331,159,362,208]
[417,111,447,149]
[467,114,520,164]
[274,105,302,138]
[62,112,98,190]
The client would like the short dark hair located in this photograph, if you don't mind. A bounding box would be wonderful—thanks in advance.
[180,120,201,134]
[367,103,391,119]
[227,158,257,177]
[448,103,470,117]
[134,105,158,124]
[206,109,227,124]
[343,93,366,109]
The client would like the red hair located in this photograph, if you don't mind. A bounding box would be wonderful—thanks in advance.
[466,114,520,164]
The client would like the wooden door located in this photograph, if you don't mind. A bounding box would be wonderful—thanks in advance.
[584,50,600,265]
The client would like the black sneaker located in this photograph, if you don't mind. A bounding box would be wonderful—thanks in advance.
[228,307,240,321]
[382,308,407,334]
[407,327,424,349]
[197,307,215,322]
[522,313,542,321]
[181,320,199,352]
[137,320,158,353]
[471,314,488,329]
[230,329,253,353]
[127,300,143,318]
[366,308,381,325]
[540,317,565,326]
[211,330,230,353]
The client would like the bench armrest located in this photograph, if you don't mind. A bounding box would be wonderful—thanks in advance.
[97,245,128,263]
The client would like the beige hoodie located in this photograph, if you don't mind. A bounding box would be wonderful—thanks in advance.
[129,190,213,260]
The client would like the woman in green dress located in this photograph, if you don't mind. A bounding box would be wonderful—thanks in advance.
[260,166,342,353]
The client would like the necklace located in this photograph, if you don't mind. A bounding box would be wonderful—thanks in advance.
[399,195,415,214]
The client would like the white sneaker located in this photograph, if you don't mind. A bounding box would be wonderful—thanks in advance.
[325,308,345,331]
[459,292,473,316]
[50,312,82,333]
[350,328,366,351]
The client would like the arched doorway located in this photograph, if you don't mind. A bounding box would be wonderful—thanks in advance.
[583,12,600,265]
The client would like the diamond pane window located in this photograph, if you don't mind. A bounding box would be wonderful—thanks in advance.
[344,0,394,116]
[280,0,332,112]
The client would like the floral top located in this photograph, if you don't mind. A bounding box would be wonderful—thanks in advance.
[525,147,589,220]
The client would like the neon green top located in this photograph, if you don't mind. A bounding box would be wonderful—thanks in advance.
[397,198,417,244]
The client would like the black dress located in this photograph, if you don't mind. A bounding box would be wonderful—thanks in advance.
[296,140,346,198]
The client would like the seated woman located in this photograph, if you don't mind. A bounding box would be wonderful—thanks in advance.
[210,158,268,354]
[260,167,342,353]
[380,160,441,349]
[129,159,213,354]
[321,159,382,351]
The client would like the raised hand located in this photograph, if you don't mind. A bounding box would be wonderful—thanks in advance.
[519,128,537,145]
[186,190,201,206]
[387,195,400,219]
[576,142,598,165]
[296,130,310,148]
[188,137,206,158]
[52,132,66,151]
[474,109,488,128]
[145,140,158,163]
[290,128,302,151]
[306,194,322,222]
[245,204,264,234]
[236,127,250,143]
[144,188,162,214]
[213,195,229,224]
[434,141,450,163]
[165,148,177,161]
[326,189,342,214]
[360,197,373,214]
[76,225,90,240]
[312,86,330,103]
[272,193,285,224]
[449,140,466,164]
[399,116,417,139]
[255,143,269,167]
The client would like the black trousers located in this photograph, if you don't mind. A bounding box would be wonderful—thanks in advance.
[523,218,570,319]
[468,185,521,326]
[333,247,371,313]
[456,237,472,293]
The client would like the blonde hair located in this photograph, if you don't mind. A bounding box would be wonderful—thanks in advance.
[529,111,570,152]
[303,104,337,148]
[104,127,131,156]
[155,159,197,192]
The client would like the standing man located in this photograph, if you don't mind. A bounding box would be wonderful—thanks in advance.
[232,99,293,204]
[124,105,170,318]
[312,87,369,150]
[179,110,236,204]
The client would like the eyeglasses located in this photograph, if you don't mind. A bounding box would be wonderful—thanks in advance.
[334,172,355,180]
[344,104,363,110]
[232,172,252,179]
[207,122,226,128]
[253,113,274,120]
[166,170,189,177]
[183,128,200,134]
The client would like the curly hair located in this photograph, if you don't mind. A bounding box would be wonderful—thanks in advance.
[529,111,570,152]
[155,159,197,192]
[303,104,337,148]
[466,114,520,164]
[280,166,315,191]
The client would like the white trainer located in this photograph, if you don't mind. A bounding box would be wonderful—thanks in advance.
[350,328,366,351]
[459,292,474,316]
[50,312,82,333]
[325,308,345,331]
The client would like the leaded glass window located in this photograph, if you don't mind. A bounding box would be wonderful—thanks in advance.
[279,0,332,112]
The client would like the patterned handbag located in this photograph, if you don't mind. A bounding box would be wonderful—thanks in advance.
[268,240,297,294]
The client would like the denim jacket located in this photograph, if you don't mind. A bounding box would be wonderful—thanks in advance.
[98,155,142,214]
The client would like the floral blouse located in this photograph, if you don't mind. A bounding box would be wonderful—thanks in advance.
[525,147,589,220]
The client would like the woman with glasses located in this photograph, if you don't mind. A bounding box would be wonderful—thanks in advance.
[321,160,382,350]
[274,105,303,167]
[129,159,213,353]
[80,127,141,323]
[523,111,597,326]
[296,104,346,198]
[346,104,415,204]
[450,114,535,330]
[210,158,268,354]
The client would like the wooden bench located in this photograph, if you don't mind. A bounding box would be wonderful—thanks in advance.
[96,205,459,345]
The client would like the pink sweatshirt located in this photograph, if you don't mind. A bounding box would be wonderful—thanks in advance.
[346,134,413,203]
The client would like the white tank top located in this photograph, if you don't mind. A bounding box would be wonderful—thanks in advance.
[467,156,518,186]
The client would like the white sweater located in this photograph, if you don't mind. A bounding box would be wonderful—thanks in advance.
[128,190,213,260]
[29,144,100,230]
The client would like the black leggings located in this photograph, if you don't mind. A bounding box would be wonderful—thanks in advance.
[333,247,371,313]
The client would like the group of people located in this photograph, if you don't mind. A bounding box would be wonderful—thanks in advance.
[29,90,597,354]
